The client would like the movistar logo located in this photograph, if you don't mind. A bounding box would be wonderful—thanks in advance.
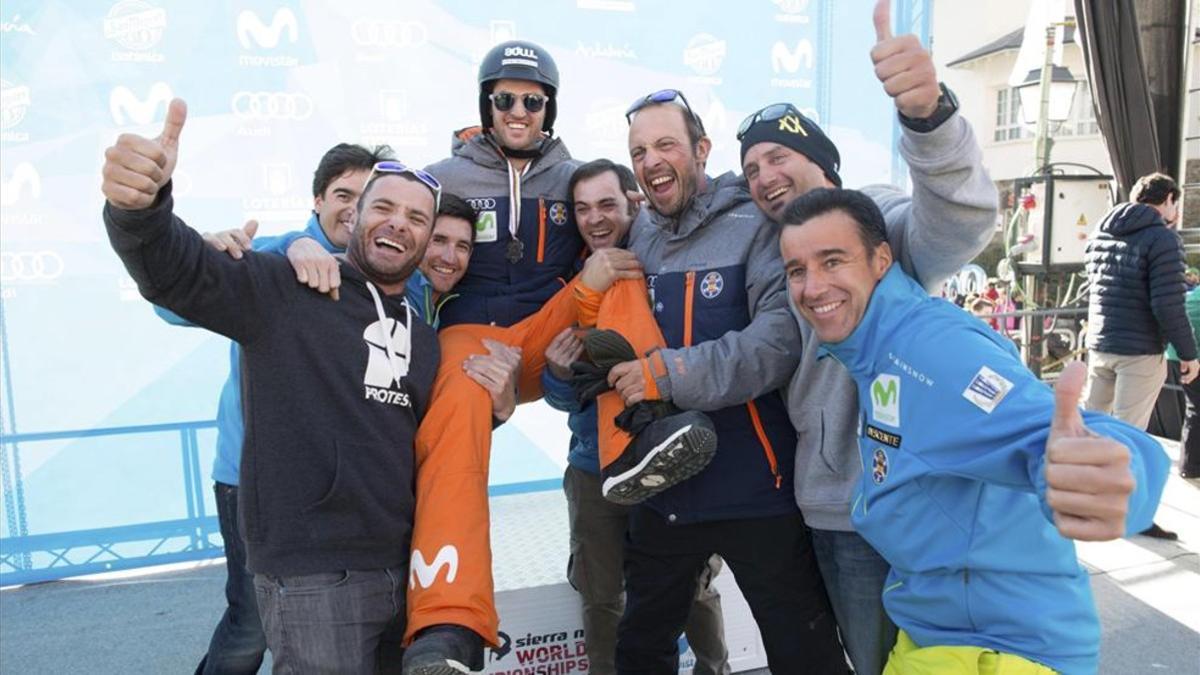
[410,545,459,589]
[872,378,896,407]
[870,374,900,427]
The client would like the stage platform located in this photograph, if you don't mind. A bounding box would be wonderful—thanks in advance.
[2,441,1198,674]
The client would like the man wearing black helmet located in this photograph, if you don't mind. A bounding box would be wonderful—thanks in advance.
[401,40,600,673]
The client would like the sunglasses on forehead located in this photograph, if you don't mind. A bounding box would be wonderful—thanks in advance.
[489,92,547,114]
[736,102,804,141]
[624,88,706,135]
[367,161,442,211]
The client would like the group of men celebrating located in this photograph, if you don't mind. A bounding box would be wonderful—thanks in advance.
[100,3,1171,674]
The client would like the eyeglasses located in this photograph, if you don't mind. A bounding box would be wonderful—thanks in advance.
[489,92,547,114]
[736,102,804,141]
[367,161,442,211]
[625,88,706,135]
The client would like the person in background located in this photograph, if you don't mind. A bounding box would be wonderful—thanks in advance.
[1184,266,1199,291]
[1083,171,1196,540]
[1168,283,1200,480]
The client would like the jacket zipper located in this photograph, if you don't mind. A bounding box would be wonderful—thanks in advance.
[683,271,695,347]
[746,400,782,488]
[537,198,547,263]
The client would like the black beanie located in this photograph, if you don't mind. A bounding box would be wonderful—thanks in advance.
[739,110,842,187]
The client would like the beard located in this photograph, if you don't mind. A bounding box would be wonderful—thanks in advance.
[348,230,422,286]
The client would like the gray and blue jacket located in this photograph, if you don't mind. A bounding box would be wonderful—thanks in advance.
[424,128,583,328]
[630,172,799,522]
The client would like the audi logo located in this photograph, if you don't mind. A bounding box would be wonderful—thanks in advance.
[467,197,497,211]
[231,91,314,121]
[351,19,428,47]
[1,251,65,282]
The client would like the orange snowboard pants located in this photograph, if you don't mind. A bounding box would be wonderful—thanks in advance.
[406,281,579,644]
[585,277,670,471]
[406,276,667,645]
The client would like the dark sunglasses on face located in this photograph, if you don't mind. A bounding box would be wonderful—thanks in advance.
[367,161,442,211]
[489,92,547,114]
[624,88,706,135]
[736,102,803,141]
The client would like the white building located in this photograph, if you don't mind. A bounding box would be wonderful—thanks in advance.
[932,0,1198,249]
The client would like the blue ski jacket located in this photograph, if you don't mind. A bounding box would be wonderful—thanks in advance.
[823,265,1169,675]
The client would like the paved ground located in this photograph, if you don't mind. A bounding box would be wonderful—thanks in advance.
[2,442,1197,674]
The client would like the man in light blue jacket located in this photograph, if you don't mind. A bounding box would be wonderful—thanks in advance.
[738,6,997,670]
[779,188,1169,674]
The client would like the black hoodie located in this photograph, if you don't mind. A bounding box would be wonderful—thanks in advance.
[104,184,438,576]
[1084,202,1196,360]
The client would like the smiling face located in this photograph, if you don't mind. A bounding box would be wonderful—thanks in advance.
[347,174,434,290]
[314,168,371,248]
[742,142,831,222]
[628,104,710,218]
[781,209,892,344]
[420,214,473,294]
[572,170,635,251]
[489,78,547,152]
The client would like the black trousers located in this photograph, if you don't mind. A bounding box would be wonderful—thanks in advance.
[1182,369,1200,475]
[616,509,846,675]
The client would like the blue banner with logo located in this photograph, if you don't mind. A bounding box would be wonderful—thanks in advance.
[0,0,928,583]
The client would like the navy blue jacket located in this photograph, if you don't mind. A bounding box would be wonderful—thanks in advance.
[629,173,799,523]
[425,129,583,328]
[1084,203,1196,360]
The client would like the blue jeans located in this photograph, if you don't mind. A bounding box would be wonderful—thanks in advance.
[253,567,406,675]
[811,528,896,675]
[196,482,267,675]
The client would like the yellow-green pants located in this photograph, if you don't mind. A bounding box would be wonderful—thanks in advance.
[883,630,1058,674]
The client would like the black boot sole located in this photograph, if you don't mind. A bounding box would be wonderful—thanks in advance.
[601,424,717,506]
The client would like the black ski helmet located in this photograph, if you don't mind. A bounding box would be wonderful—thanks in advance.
[478,40,559,134]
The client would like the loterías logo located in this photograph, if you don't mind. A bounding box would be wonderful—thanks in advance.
[236,8,298,49]
[109,82,172,126]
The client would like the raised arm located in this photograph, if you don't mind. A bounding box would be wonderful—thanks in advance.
[102,99,285,344]
[865,0,998,289]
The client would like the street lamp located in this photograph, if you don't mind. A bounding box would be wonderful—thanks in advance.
[1016,65,1078,126]
[1013,22,1078,175]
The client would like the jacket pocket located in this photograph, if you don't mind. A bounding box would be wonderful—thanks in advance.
[303,439,414,543]
[816,412,839,476]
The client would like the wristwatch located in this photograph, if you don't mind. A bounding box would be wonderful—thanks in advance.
[899,83,958,133]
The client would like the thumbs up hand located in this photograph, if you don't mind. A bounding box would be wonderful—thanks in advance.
[102,98,188,210]
[1044,361,1136,541]
[870,0,941,120]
